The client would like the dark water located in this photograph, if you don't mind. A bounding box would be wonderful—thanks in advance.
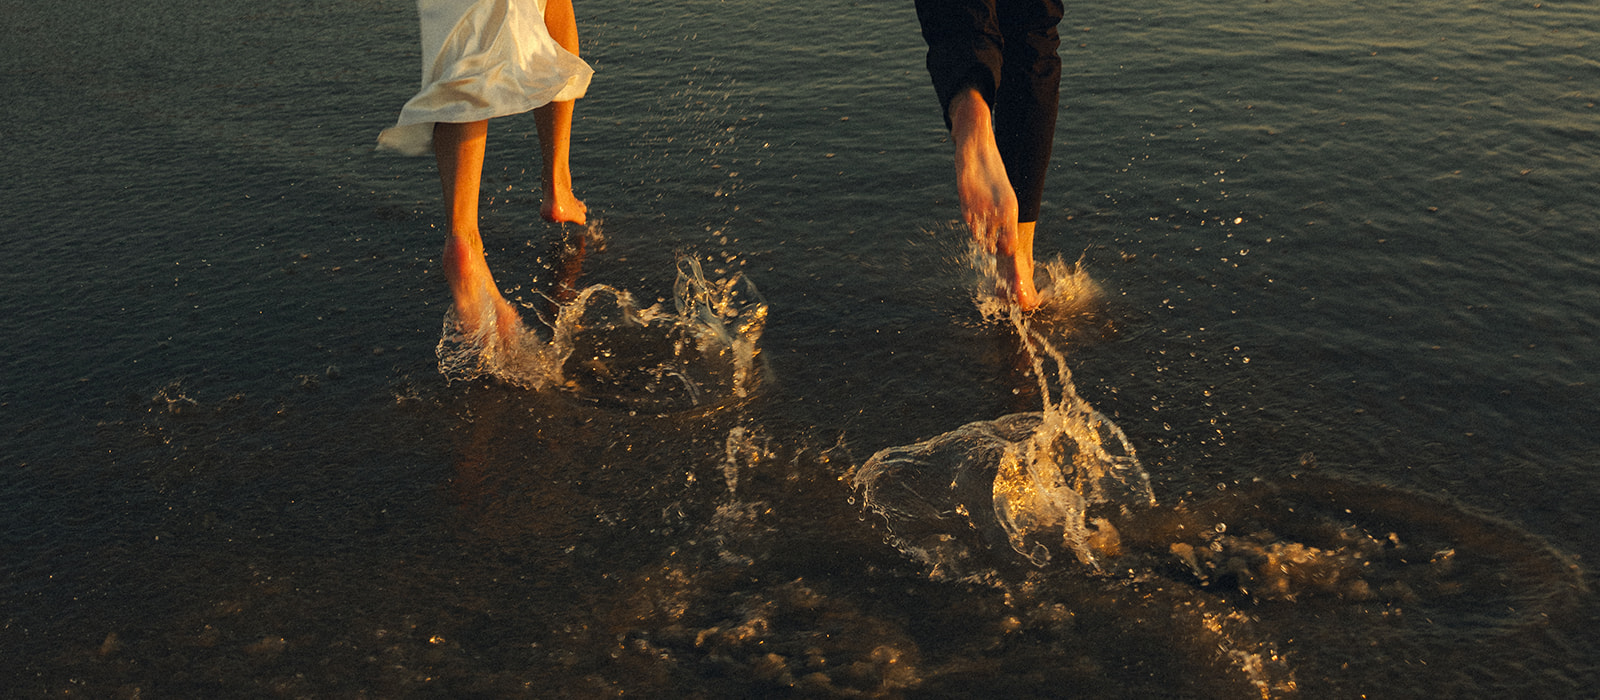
[4,0,1598,696]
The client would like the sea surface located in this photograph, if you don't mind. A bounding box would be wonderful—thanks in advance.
[4,0,1599,696]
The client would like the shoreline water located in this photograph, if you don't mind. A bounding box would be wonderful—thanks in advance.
[4,0,1599,695]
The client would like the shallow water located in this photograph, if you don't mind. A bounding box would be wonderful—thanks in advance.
[4,0,1599,696]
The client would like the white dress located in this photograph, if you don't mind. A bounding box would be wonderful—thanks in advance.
[377,0,593,156]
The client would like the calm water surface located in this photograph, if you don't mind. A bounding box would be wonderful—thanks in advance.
[3,0,1598,696]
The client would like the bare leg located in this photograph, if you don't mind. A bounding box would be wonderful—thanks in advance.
[536,0,586,224]
[949,88,1040,310]
[534,101,585,224]
[435,120,525,345]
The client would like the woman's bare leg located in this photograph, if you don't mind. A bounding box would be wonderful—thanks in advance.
[435,120,524,343]
[536,0,586,224]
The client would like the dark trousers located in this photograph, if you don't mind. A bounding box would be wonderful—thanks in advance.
[914,0,1063,223]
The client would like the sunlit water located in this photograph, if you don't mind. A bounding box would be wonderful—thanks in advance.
[856,263,1156,576]
[438,250,768,413]
[4,0,1599,696]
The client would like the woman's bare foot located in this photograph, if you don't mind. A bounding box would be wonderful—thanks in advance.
[443,230,525,347]
[541,186,587,225]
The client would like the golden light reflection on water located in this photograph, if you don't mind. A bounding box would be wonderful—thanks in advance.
[854,262,1587,698]
[437,251,768,413]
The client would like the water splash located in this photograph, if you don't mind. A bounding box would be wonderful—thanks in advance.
[673,256,768,402]
[968,241,1106,323]
[854,264,1154,576]
[436,255,767,412]
[994,314,1156,566]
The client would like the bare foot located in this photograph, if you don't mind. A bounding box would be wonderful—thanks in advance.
[443,230,525,347]
[534,98,586,225]
[948,88,1038,310]
[950,91,1018,257]
[998,260,1041,311]
[541,186,587,225]
[1000,222,1041,311]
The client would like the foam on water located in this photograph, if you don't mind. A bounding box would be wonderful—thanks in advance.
[1141,471,1589,627]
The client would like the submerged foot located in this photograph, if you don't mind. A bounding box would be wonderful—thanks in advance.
[546,227,588,319]
[454,281,527,350]
[444,232,527,350]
